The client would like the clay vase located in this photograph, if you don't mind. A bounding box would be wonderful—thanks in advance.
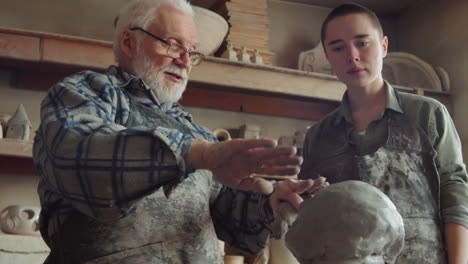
[0,205,41,236]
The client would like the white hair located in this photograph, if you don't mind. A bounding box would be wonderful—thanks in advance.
[113,0,194,64]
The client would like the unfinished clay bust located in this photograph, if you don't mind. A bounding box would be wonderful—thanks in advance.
[284,181,404,264]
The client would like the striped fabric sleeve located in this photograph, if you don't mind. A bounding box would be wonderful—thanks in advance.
[33,71,192,220]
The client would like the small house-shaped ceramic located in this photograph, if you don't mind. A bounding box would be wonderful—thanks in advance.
[6,104,32,141]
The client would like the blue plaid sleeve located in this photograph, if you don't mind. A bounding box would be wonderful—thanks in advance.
[33,71,192,220]
[210,186,275,255]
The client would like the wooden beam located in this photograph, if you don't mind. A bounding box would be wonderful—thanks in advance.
[181,85,338,120]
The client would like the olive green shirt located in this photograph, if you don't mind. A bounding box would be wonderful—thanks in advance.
[300,81,468,227]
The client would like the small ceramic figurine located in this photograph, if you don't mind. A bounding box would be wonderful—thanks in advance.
[0,205,41,236]
[6,104,32,141]
[0,113,11,137]
[226,43,238,61]
[238,47,251,63]
[251,49,263,64]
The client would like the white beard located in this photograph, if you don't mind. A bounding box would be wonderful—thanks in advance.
[132,51,188,104]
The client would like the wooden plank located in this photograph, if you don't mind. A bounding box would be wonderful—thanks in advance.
[41,37,114,70]
[226,2,267,16]
[229,31,270,41]
[190,57,347,102]
[0,156,36,175]
[229,11,270,25]
[229,24,270,36]
[0,32,40,63]
[13,67,85,91]
[0,138,33,158]
[228,0,268,10]
[180,85,339,120]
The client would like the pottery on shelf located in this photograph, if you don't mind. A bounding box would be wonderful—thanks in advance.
[213,128,232,142]
[435,66,451,91]
[1,205,41,236]
[193,6,229,56]
[0,113,11,137]
[6,104,32,141]
[298,41,334,75]
[225,43,238,61]
[251,49,264,65]
[238,46,251,63]
[383,52,442,91]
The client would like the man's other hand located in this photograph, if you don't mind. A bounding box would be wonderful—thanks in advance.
[188,139,302,191]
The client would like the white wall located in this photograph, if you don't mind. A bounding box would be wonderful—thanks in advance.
[267,0,330,68]
[397,0,468,163]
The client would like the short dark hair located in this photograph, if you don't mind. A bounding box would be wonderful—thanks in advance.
[320,3,383,47]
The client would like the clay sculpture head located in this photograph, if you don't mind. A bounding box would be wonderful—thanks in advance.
[285,180,404,264]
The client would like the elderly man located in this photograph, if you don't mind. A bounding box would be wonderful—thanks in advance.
[32,0,323,263]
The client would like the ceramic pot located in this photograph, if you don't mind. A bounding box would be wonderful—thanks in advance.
[213,128,231,142]
[193,6,229,55]
[0,205,41,236]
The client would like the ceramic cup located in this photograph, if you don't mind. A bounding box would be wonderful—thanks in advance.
[0,205,41,235]
[213,128,232,142]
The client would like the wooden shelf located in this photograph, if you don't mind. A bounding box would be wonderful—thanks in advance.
[0,139,35,174]
[0,232,49,263]
[0,138,33,158]
[0,232,49,252]
[0,27,452,117]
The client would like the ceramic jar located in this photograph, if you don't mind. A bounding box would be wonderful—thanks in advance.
[0,205,41,236]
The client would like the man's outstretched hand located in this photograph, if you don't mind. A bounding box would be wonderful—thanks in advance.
[188,139,302,191]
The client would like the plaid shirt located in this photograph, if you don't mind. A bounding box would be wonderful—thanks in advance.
[33,66,274,263]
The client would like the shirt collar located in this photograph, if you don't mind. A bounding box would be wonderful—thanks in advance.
[332,80,404,126]
[106,65,193,121]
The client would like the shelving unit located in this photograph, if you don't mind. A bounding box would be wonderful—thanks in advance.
[0,27,453,174]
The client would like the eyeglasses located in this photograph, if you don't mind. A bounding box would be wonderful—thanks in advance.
[130,27,204,66]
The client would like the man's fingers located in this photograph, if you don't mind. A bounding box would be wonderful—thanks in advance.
[256,167,300,176]
[248,146,297,158]
[229,138,277,150]
[283,193,304,210]
[291,179,315,193]
[259,156,303,167]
